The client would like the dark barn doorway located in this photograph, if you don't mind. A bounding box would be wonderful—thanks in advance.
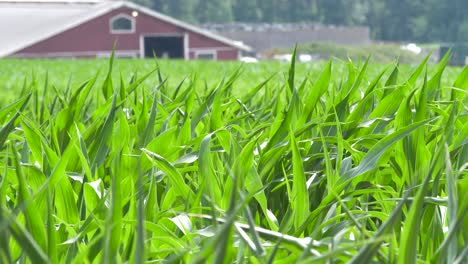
[143,36,184,59]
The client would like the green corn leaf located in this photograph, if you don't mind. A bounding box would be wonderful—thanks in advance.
[10,142,48,253]
[341,119,432,182]
[289,129,309,231]
[142,148,193,201]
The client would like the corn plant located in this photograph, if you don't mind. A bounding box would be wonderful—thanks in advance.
[0,51,467,263]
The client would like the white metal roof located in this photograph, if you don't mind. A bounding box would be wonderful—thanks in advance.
[0,0,251,57]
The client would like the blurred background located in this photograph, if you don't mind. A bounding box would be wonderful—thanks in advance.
[2,0,467,64]
[136,0,467,64]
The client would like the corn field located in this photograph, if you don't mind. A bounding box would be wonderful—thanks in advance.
[0,52,467,263]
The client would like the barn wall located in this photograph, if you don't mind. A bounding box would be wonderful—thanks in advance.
[188,49,239,60]
[15,7,241,60]
[217,50,240,60]
[188,32,231,48]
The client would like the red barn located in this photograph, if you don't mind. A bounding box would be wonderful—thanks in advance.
[0,0,251,60]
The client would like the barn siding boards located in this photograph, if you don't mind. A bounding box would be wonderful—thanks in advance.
[217,50,241,60]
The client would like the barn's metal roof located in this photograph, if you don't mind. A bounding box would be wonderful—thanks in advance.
[0,0,251,57]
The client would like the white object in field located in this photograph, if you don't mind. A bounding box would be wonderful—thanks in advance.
[170,214,192,234]
[400,43,422,54]
[273,53,312,62]
[273,54,292,62]
[299,54,312,62]
[240,56,258,63]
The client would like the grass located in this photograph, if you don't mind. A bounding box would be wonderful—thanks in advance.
[0,52,467,263]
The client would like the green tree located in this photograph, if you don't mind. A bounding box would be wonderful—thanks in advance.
[258,0,276,22]
[258,0,289,22]
[133,0,158,11]
[318,0,350,25]
[233,0,262,22]
[288,0,319,22]
[152,0,165,12]
[195,0,233,23]
[167,0,196,23]
[365,0,387,39]
[364,0,428,42]
[447,0,468,42]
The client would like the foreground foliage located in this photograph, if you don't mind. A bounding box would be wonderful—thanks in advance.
[0,53,467,263]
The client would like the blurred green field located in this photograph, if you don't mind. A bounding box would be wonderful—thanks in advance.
[1,59,305,101]
[0,55,467,263]
[2,57,461,102]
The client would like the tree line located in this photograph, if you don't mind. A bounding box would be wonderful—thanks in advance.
[133,0,468,43]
